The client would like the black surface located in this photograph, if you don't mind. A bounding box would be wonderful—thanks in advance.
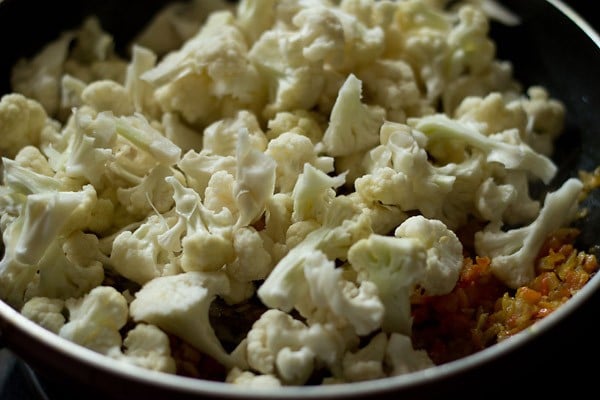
[1,0,600,399]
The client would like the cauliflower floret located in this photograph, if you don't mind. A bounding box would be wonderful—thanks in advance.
[62,17,128,84]
[242,308,353,385]
[234,128,277,228]
[10,32,73,116]
[341,332,387,382]
[134,0,235,56]
[116,323,177,373]
[320,74,385,157]
[266,132,334,193]
[226,367,282,388]
[521,86,566,156]
[59,75,86,117]
[203,110,267,157]
[129,271,235,369]
[454,92,528,137]
[20,297,66,334]
[412,114,557,184]
[357,59,427,123]
[475,171,540,225]
[110,214,181,285]
[340,328,433,381]
[13,145,54,177]
[125,45,161,118]
[264,192,294,245]
[143,11,266,127]
[248,28,326,119]
[291,163,346,223]
[166,175,236,272]
[235,0,278,44]
[225,226,274,284]
[394,215,463,296]
[115,164,176,218]
[385,333,434,376]
[265,110,326,144]
[348,234,426,335]
[258,195,372,314]
[475,178,584,288]
[81,80,134,116]
[177,149,237,198]
[355,122,455,219]
[300,250,384,335]
[59,286,128,355]
[0,94,49,158]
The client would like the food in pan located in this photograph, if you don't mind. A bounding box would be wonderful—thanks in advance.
[0,0,598,386]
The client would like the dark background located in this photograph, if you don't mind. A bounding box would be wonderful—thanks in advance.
[1,0,600,399]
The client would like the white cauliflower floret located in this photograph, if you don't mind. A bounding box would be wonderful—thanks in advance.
[264,192,294,245]
[235,0,278,43]
[177,149,237,198]
[265,110,326,144]
[475,178,584,288]
[233,128,277,228]
[348,234,426,335]
[203,110,267,157]
[289,6,346,66]
[56,109,181,190]
[356,59,426,123]
[259,193,372,313]
[339,327,433,381]
[81,80,134,116]
[110,214,180,285]
[394,215,463,296]
[521,86,566,156]
[116,324,177,373]
[23,231,105,302]
[0,176,104,308]
[125,45,160,118]
[0,94,49,158]
[320,74,385,157]
[59,286,128,354]
[143,11,265,127]
[10,32,73,116]
[475,171,540,225]
[20,297,66,334]
[454,92,528,138]
[341,332,387,382]
[129,271,234,368]
[248,29,325,118]
[225,226,274,284]
[266,132,334,193]
[115,164,176,218]
[301,250,384,336]
[113,113,182,166]
[59,75,86,116]
[226,368,281,388]
[134,0,235,56]
[355,121,455,219]
[385,333,434,376]
[412,114,557,184]
[13,145,54,177]
[10,182,97,265]
[166,175,236,272]
[62,17,128,85]
[291,163,346,223]
[242,308,352,385]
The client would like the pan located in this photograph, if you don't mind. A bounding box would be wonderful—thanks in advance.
[1,0,599,398]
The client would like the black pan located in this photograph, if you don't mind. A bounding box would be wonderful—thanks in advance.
[1,1,599,399]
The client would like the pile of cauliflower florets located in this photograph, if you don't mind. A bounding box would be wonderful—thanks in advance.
[0,0,584,387]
